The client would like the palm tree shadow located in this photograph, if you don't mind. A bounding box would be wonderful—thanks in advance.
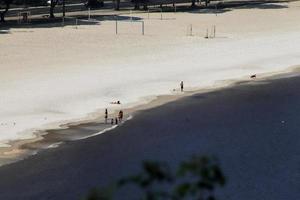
[187,1,288,15]
[0,1,288,32]
[236,2,288,9]
[0,14,143,31]
[188,8,232,14]
[217,0,289,10]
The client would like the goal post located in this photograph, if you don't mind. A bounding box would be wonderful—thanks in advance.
[61,17,101,28]
[115,18,145,35]
[147,7,163,20]
[17,11,31,24]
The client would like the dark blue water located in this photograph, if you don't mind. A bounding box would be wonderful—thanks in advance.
[0,75,299,200]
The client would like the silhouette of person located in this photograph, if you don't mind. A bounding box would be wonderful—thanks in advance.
[180,81,184,92]
[105,109,108,123]
[118,110,123,122]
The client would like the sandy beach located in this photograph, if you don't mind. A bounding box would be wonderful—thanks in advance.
[1,0,300,167]
[0,71,299,199]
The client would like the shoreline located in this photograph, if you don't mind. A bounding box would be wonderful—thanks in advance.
[1,65,299,167]
[2,0,300,166]
[0,68,299,199]
[1,0,300,148]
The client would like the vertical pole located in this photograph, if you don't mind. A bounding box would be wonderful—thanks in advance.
[190,24,192,36]
[115,17,118,35]
[214,25,216,38]
[88,8,91,20]
[62,0,65,17]
[130,10,132,21]
[75,19,78,29]
[62,16,64,27]
[142,21,144,35]
[215,5,217,16]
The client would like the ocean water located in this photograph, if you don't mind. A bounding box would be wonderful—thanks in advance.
[0,74,299,200]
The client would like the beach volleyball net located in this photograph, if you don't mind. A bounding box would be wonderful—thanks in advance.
[147,7,164,20]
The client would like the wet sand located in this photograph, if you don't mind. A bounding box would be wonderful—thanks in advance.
[0,73,299,200]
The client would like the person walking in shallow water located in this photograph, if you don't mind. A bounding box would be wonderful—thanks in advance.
[105,109,108,124]
[180,81,184,92]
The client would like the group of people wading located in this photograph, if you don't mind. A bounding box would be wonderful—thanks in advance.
[104,81,184,126]
[105,108,124,125]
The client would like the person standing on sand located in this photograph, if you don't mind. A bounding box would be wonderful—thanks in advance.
[180,81,184,92]
[111,118,114,125]
[115,118,118,125]
[105,109,108,124]
[118,110,123,122]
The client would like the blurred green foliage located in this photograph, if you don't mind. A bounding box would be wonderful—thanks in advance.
[85,155,225,200]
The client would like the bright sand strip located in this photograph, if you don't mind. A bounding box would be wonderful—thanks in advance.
[1,1,300,157]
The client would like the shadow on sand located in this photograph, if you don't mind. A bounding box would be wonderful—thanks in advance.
[187,0,288,15]
[0,14,143,32]
[0,1,288,32]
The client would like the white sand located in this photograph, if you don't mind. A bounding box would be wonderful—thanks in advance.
[1,1,300,147]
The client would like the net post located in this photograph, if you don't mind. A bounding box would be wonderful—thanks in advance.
[17,12,20,24]
[214,25,216,38]
[215,5,217,16]
[115,16,118,35]
[28,11,31,23]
